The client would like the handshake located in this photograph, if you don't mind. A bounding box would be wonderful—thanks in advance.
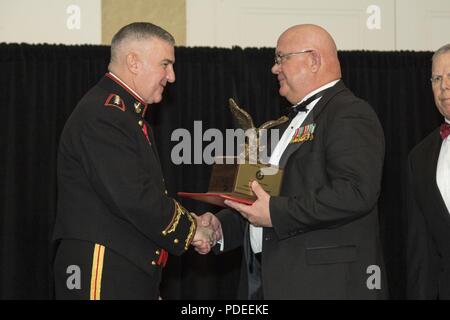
[191,213,223,255]
[188,181,272,254]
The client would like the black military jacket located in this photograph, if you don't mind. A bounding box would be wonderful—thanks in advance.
[53,73,196,276]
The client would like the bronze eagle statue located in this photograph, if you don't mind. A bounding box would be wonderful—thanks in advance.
[228,98,289,163]
[228,98,288,133]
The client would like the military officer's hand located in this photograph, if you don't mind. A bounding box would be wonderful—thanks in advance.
[191,213,216,254]
[198,212,223,244]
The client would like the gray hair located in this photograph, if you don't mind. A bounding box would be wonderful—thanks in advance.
[432,43,450,63]
[110,22,175,63]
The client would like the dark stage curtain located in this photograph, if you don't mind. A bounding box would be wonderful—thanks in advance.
[0,44,441,299]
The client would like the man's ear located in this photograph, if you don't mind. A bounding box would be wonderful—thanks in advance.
[310,51,321,73]
[126,52,139,75]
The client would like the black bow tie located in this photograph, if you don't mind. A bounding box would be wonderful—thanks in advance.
[285,87,334,120]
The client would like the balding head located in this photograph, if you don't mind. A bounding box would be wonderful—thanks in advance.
[272,24,341,104]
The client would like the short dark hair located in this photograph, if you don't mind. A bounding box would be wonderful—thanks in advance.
[432,43,450,64]
[110,22,175,63]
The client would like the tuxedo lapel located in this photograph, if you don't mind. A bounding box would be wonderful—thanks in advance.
[278,81,347,168]
[278,113,315,168]
[310,80,346,120]
[420,131,450,221]
[263,120,290,159]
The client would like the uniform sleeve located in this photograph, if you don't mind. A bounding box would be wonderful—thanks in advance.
[77,111,196,255]
[270,100,385,238]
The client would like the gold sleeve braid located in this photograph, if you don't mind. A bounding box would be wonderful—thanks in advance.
[184,211,197,250]
[162,200,197,250]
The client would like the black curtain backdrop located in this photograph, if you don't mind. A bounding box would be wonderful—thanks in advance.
[0,44,442,299]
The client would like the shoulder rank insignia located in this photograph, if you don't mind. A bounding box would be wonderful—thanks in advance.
[290,123,316,144]
[104,94,126,112]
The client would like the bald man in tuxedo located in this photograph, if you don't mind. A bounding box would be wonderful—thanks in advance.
[200,24,387,300]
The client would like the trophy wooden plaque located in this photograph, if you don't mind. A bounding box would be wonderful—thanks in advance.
[178,99,288,207]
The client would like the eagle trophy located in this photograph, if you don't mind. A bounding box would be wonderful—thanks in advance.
[228,98,288,163]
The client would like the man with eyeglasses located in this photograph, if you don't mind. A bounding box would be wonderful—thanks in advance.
[200,24,387,299]
[407,44,450,299]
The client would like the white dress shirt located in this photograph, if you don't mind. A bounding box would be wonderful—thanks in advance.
[436,118,450,214]
[250,80,340,254]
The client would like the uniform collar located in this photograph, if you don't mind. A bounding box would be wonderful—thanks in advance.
[105,72,149,118]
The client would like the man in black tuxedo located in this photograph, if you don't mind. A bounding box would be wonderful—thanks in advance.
[407,44,450,299]
[199,24,387,299]
[53,22,213,300]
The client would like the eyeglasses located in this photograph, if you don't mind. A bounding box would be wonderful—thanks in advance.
[274,49,313,65]
[430,73,450,85]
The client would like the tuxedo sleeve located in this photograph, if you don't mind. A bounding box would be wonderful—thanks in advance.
[215,208,246,253]
[76,111,196,255]
[270,99,384,238]
[406,155,439,299]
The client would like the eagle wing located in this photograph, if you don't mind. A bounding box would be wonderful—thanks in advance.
[228,98,255,130]
[259,115,289,130]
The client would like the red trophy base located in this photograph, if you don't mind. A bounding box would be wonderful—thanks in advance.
[177,192,254,207]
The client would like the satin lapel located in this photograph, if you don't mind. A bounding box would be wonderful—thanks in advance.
[264,120,290,158]
[421,131,450,221]
[278,112,315,168]
[310,80,346,120]
[278,81,347,168]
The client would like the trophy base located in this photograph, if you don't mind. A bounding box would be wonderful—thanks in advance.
[208,160,283,197]
[177,192,254,207]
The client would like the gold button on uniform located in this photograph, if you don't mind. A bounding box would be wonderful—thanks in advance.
[174,239,179,244]
[151,261,156,265]
[156,250,160,255]
[138,120,144,127]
